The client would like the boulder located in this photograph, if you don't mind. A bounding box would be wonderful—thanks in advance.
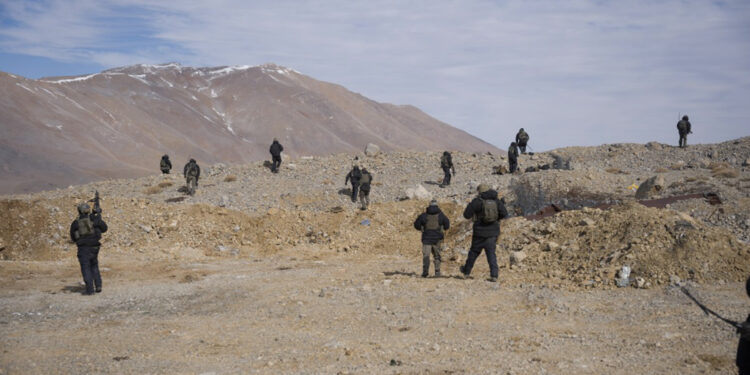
[364,143,380,156]
[645,141,663,150]
[635,175,665,199]
[406,185,432,200]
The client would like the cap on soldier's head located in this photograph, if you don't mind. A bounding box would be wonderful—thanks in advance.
[682,115,689,121]
[477,184,490,193]
[429,199,438,207]
[273,137,278,142]
[77,202,91,215]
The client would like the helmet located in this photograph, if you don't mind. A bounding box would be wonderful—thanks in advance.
[519,128,524,131]
[77,203,91,215]
[682,115,689,121]
[190,158,196,163]
[162,154,168,159]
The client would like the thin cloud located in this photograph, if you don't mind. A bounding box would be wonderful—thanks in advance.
[0,0,748,150]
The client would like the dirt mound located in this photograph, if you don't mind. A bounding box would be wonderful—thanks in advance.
[500,202,750,288]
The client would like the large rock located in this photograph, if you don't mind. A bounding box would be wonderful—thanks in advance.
[364,143,380,156]
[635,175,665,199]
[405,184,432,200]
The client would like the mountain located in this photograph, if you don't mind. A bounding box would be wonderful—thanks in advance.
[0,63,498,194]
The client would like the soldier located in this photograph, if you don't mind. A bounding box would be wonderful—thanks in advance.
[515,128,530,154]
[677,115,692,148]
[269,138,284,173]
[69,202,108,295]
[345,164,362,203]
[459,184,508,282]
[508,142,519,173]
[183,158,200,195]
[359,166,373,210]
[160,154,172,174]
[738,276,750,374]
[413,200,450,278]
[439,151,455,188]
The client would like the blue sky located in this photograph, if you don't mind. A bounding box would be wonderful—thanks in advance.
[1,0,749,151]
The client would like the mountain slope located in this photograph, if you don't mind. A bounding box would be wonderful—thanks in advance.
[0,63,497,193]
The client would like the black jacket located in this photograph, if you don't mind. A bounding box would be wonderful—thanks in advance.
[414,206,450,245]
[463,190,508,238]
[508,145,519,162]
[270,141,284,158]
[184,162,200,178]
[516,130,529,145]
[677,120,692,135]
[160,157,172,170]
[69,214,108,248]
[345,167,362,185]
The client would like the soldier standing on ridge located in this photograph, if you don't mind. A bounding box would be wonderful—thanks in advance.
[345,163,362,203]
[160,154,172,174]
[677,115,692,148]
[413,199,450,278]
[439,151,455,188]
[515,128,530,154]
[69,202,108,295]
[359,166,373,210]
[459,184,508,282]
[270,138,284,173]
[508,142,519,173]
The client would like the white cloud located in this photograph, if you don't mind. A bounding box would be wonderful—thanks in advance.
[1,0,748,150]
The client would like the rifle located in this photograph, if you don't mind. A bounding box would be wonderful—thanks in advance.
[681,287,741,329]
[89,190,102,214]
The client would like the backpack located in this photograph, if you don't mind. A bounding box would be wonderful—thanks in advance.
[77,217,95,238]
[187,164,198,177]
[160,159,169,169]
[360,172,372,191]
[479,199,499,224]
[677,120,688,133]
[441,153,452,168]
[518,131,529,143]
[424,213,441,232]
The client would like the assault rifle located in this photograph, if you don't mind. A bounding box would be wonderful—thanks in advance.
[681,287,741,329]
[89,190,102,215]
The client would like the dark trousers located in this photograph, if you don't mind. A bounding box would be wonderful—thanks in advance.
[509,160,517,173]
[77,247,101,294]
[739,336,750,375]
[161,169,170,174]
[350,183,360,202]
[441,167,451,186]
[679,133,687,148]
[271,156,281,173]
[518,143,527,154]
[462,236,498,278]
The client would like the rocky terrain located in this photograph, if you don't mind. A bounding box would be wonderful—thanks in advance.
[0,63,497,194]
[1,137,749,374]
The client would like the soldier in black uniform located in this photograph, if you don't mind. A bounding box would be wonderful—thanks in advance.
[160,154,172,174]
[508,142,519,173]
[439,151,455,187]
[677,115,692,148]
[413,200,450,277]
[459,184,508,282]
[738,276,750,374]
[269,138,284,173]
[69,203,108,295]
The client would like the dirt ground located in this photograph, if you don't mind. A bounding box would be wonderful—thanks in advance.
[1,248,747,375]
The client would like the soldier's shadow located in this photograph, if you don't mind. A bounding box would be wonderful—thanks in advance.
[383,270,463,280]
[262,160,274,171]
[422,180,441,186]
[61,284,85,294]
[338,188,351,196]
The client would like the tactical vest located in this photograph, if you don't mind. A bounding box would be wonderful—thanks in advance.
[77,217,95,239]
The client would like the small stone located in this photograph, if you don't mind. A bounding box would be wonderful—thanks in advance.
[580,218,595,226]
[545,242,560,252]
[634,277,647,289]
[140,225,152,234]
[635,175,665,199]
[509,251,527,265]
[669,275,682,286]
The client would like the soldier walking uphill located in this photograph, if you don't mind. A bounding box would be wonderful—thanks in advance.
[270,138,284,173]
[413,200,450,278]
[359,167,373,210]
[515,128,530,154]
[508,142,519,173]
[345,164,363,203]
[160,154,172,174]
[69,201,108,295]
[183,159,200,195]
[738,276,750,375]
[439,151,455,188]
[459,184,508,282]
[677,115,692,148]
